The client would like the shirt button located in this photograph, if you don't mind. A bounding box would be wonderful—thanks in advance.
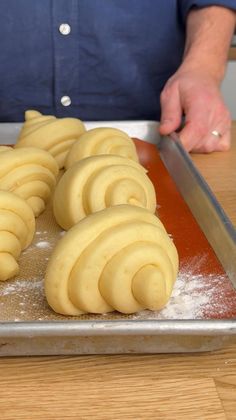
[59,23,71,35]
[61,96,71,106]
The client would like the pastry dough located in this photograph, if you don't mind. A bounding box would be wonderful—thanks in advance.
[53,154,156,230]
[65,127,139,169]
[0,146,12,153]
[15,110,86,168]
[0,147,59,217]
[0,191,35,281]
[45,205,178,315]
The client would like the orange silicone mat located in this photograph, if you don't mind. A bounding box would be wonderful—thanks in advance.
[0,138,236,321]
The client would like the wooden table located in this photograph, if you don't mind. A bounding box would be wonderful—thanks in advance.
[0,125,236,420]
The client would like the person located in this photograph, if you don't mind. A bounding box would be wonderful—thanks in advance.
[0,1,236,153]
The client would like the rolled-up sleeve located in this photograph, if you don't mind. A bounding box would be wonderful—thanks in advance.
[179,0,236,21]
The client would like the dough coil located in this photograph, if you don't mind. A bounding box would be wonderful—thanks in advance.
[45,205,178,315]
[0,191,35,281]
[15,110,86,168]
[0,147,59,217]
[53,154,156,230]
[65,127,139,169]
[0,146,12,153]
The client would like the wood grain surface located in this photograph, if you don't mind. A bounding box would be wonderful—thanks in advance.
[192,121,236,226]
[229,47,236,60]
[0,124,236,420]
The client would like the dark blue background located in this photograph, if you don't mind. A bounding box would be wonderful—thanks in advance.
[0,0,235,121]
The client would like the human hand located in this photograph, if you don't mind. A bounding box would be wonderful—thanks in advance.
[159,67,231,153]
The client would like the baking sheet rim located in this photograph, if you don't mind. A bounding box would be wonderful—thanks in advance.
[1,319,236,338]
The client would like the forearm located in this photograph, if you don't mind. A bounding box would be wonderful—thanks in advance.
[182,6,236,83]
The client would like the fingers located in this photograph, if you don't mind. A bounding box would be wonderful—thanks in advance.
[178,98,231,153]
[191,128,231,153]
[159,67,232,154]
[216,130,231,151]
[159,82,182,135]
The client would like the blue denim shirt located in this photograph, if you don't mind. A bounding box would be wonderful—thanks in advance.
[1,0,235,121]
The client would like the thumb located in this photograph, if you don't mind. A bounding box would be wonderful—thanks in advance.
[159,86,182,135]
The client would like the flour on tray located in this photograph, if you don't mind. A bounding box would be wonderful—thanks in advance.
[0,279,43,296]
[0,269,232,321]
[0,251,235,321]
[35,241,51,249]
[132,255,236,320]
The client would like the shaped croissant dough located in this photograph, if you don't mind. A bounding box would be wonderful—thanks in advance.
[65,127,139,169]
[45,205,178,315]
[0,191,35,281]
[53,154,156,230]
[15,110,86,168]
[0,147,59,217]
[0,146,12,153]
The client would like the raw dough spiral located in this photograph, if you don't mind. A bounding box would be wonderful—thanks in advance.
[0,146,12,153]
[53,154,156,230]
[65,127,139,169]
[45,205,178,315]
[15,110,86,168]
[0,147,59,217]
[0,191,35,281]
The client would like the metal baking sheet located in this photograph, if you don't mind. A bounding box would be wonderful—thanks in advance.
[159,132,236,287]
[0,120,236,356]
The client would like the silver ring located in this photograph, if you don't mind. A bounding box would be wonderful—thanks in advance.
[211,130,222,138]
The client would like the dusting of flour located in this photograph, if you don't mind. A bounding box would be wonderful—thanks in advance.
[0,222,234,321]
[35,241,51,249]
[0,264,231,321]
[0,279,43,297]
[132,270,226,320]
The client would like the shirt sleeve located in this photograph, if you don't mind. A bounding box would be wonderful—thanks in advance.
[179,0,236,21]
